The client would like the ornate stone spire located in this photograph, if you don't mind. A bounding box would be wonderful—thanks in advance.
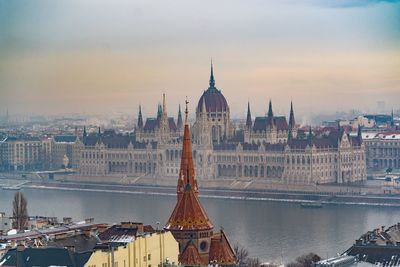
[137,104,143,129]
[157,103,162,121]
[162,93,167,117]
[165,99,235,266]
[357,124,362,143]
[83,126,87,138]
[246,101,252,129]
[177,104,183,130]
[166,99,213,228]
[209,59,216,90]
[289,101,295,129]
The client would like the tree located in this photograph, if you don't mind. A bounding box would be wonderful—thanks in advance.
[12,191,28,232]
[234,243,261,267]
[287,253,321,267]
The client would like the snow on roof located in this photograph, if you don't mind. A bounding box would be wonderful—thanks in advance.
[362,132,400,140]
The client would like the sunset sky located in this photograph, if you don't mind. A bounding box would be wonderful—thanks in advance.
[0,0,399,119]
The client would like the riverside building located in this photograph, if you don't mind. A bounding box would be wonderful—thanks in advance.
[73,64,366,185]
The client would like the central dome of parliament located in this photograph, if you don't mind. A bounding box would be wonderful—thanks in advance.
[197,63,229,113]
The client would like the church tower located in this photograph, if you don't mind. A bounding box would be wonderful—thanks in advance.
[165,101,235,266]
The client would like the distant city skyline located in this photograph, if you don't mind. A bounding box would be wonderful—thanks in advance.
[1,0,399,117]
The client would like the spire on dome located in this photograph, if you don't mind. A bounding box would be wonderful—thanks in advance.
[177,104,183,130]
[209,59,216,89]
[137,105,144,129]
[289,101,295,129]
[267,100,274,118]
[246,101,252,129]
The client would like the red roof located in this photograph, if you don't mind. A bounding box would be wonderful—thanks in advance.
[179,241,206,266]
[165,121,213,231]
[209,230,236,265]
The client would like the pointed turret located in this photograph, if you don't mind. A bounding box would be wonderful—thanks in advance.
[178,99,197,194]
[177,104,183,130]
[165,100,235,267]
[137,105,143,129]
[83,126,87,138]
[157,103,162,121]
[267,100,274,118]
[162,93,167,117]
[246,101,252,129]
[98,127,101,136]
[209,59,215,89]
[289,101,295,129]
[391,109,395,128]
[267,100,274,128]
[165,99,213,230]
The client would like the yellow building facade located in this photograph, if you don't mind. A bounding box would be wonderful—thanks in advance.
[85,231,179,267]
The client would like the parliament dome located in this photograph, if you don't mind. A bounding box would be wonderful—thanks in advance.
[197,63,229,113]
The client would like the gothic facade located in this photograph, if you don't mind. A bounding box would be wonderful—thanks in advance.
[74,64,366,185]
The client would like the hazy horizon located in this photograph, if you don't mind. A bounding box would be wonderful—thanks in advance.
[1,0,399,119]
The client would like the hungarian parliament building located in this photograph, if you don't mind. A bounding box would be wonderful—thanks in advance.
[74,64,366,184]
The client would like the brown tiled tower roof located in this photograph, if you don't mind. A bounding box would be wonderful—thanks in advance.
[179,241,205,266]
[165,102,213,231]
[209,229,236,265]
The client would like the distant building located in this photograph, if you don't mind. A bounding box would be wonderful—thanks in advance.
[71,64,366,184]
[0,136,44,171]
[51,135,78,169]
[363,131,400,171]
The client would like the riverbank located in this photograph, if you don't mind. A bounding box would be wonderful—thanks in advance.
[9,179,400,207]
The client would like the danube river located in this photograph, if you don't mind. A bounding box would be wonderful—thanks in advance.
[1,188,399,263]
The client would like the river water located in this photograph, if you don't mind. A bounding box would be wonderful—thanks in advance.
[1,188,399,263]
